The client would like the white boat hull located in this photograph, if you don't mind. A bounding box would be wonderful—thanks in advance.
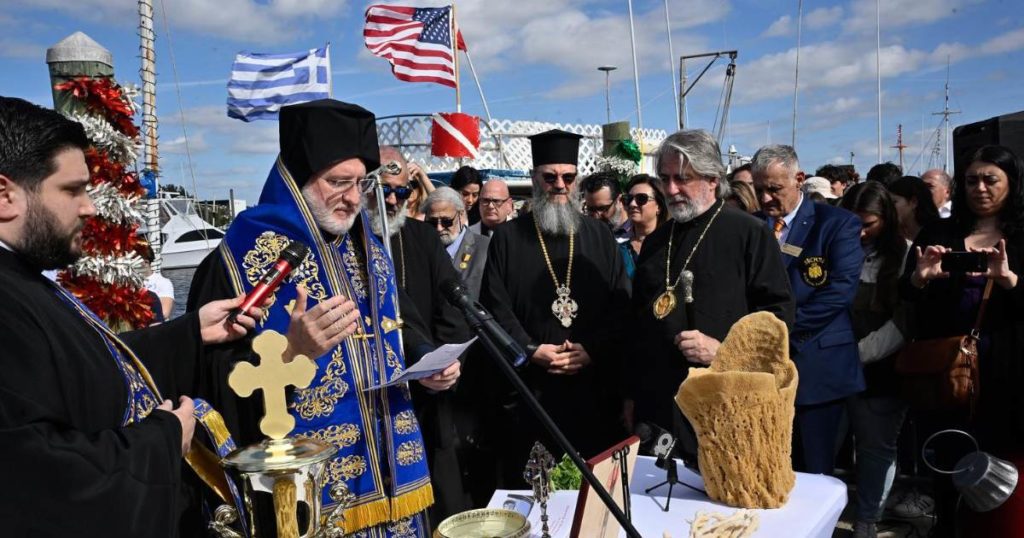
[160,240,220,270]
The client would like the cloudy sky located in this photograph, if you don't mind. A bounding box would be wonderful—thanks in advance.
[2,0,1022,203]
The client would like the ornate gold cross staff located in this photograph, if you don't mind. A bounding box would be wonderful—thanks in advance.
[228,330,316,440]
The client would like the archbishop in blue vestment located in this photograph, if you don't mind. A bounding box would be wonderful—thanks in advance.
[188,100,442,537]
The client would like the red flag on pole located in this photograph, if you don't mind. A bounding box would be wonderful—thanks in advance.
[431,112,479,159]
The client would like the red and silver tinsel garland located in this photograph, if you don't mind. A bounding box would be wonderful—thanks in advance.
[55,77,153,330]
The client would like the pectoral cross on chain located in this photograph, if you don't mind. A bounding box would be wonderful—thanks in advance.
[228,330,317,440]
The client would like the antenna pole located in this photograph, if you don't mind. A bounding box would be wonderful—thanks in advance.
[792,0,803,149]
[931,58,960,173]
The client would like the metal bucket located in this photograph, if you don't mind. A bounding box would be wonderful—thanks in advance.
[923,429,1020,512]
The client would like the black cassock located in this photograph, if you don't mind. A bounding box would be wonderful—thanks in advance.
[629,204,794,437]
[480,213,630,487]
[0,247,201,537]
[388,219,473,519]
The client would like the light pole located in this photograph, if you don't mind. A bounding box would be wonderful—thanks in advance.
[598,65,617,124]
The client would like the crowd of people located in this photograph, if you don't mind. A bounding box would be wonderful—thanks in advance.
[3,92,1023,538]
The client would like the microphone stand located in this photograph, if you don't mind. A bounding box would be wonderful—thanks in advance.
[463,314,642,538]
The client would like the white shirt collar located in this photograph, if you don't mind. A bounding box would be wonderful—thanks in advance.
[782,193,805,227]
[0,239,12,252]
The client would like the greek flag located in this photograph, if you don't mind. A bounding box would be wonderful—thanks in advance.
[227,46,331,122]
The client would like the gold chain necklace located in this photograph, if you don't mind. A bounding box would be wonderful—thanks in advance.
[534,218,577,328]
[653,200,724,320]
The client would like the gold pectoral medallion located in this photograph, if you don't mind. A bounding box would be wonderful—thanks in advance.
[551,285,578,328]
[653,289,678,320]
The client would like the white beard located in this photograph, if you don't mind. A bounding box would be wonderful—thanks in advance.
[302,184,360,236]
[369,200,408,238]
[532,190,583,236]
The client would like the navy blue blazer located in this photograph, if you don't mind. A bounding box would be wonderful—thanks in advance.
[758,198,866,405]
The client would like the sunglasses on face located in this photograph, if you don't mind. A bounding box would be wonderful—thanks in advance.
[623,193,652,207]
[585,202,615,215]
[381,184,414,200]
[426,216,458,228]
[541,172,578,185]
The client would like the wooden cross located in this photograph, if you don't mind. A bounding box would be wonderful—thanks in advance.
[227,330,317,440]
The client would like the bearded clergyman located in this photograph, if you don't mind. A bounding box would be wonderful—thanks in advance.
[364,147,474,519]
[480,129,630,487]
[626,130,793,463]
[189,100,456,536]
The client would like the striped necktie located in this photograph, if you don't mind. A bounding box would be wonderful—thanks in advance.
[773,218,785,241]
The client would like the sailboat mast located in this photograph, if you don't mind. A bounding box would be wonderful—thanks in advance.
[139,0,158,181]
[931,58,960,173]
[663,0,679,130]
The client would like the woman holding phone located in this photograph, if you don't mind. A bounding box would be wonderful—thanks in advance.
[899,145,1024,536]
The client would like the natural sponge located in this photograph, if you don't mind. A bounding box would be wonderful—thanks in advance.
[675,311,798,508]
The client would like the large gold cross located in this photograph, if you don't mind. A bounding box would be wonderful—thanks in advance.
[227,330,317,440]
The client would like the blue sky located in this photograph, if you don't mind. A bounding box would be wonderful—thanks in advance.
[1,0,1022,204]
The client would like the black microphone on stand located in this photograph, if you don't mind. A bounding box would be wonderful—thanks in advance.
[637,422,704,511]
[440,279,527,368]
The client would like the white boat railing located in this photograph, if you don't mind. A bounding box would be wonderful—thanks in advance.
[376,114,668,175]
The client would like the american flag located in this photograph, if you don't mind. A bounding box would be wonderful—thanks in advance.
[364,4,467,88]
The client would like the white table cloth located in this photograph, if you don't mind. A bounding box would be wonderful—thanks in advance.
[486,456,846,537]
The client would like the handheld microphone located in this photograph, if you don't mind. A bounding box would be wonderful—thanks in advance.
[440,278,527,368]
[228,240,311,323]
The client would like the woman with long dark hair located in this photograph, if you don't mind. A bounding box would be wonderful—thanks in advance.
[900,145,1024,536]
[839,182,910,538]
[886,176,940,242]
[615,174,667,278]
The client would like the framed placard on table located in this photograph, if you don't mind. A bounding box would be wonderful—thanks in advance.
[568,436,640,538]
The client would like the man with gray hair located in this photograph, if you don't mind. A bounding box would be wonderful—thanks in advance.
[628,130,793,457]
[481,129,629,487]
[751,144,864,476]
[423,186,490,299]
[921,168,952,218]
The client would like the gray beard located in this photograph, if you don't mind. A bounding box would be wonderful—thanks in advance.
[532,190,583,236]
[670,197,712,223]
[369,201,408,238]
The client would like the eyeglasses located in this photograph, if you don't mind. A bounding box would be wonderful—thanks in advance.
[426,216,458,228]
[381,184,414,200]
[585,202,616,215]
[481,197,510,208]
[541,172,578,185]
[623,193,652,207]
[323,177,372,194]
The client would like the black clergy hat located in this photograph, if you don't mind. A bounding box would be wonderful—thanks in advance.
[278,99,381,185]
[529,129,583,167]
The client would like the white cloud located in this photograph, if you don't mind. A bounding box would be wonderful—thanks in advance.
[763,15,793,38]
[161,133,209,154]
[361,0,727,98]
[0,37,46,59]
[735,25,1024,105]
[979,27,1024,55]
[805,6,843,29]
[6,0,353,43]
[845,0,974,33]
[811,96,863,115]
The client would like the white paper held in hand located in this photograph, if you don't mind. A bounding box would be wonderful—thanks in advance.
[362,337,477,391]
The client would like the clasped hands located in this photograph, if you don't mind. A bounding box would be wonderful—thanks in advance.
[531,340,591,375]
[911,239,1017,289]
